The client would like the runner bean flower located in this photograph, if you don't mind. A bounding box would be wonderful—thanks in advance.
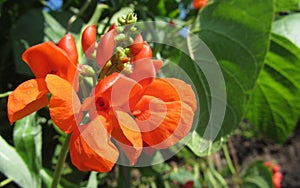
[7,34,81,134]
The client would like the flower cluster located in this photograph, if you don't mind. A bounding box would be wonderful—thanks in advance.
[7,13,197,172]
[264,161,283,188]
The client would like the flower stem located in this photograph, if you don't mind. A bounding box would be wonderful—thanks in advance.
[222,143,236,175]
[0,91,12,98]
[51,134,71,188]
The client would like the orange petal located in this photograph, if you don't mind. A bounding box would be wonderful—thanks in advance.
[162,78,197,112]
[109,75,143,111]
[142,78,197,111]
[134,95,194,149]
[111,110,142,165]
[46,74,82,134]
[58,33,78,65]
[129,59,156,87]
[7,78,48,124]
[70,117,119,172]
[22,42,77,85]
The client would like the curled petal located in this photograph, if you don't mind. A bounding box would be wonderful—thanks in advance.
[7,78,48,124]
[111,110,142,165]
[134,96,194,149]
[70,117,119,172]
[46,74,82,134]
[96,29,117,67]
[142,78,180,102]
[58,33,78,65]
[22,42,77,85]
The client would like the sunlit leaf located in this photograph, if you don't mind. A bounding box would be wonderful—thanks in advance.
[272,13,300,48]
[13,112,42,187]
[245,33,300,143]
[184,0,274,155]
[0,135,34,188]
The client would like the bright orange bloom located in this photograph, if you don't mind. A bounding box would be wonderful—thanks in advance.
[193,0,208,10]
[71,60,197,170]
[7,34,80,133]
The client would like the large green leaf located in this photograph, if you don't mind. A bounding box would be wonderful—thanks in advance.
[11,9,83,76]
[272,13,300,48]
[242,161,273,188]
[0,135,34,188]
[275,0,300,12]
[245,33,300,143]
[13,112,42,187]
[184,0,274,155]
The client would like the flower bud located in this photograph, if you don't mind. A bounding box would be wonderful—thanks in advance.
[82,25,97,58]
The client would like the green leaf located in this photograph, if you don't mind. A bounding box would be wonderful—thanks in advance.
[185,0,274,155]
[11,9,83,76]
[272,13,300,48]
[275,0,300,12]
[242,161,273,188]
[0,135,34,188]
[13,112,42,187]
[245,33,300,143]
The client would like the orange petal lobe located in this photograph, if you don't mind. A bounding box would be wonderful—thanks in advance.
[134,96,194,149]
[143,79,180,102]
[22,42,77,85]
[70,117,119,172]
[46,74,82,134]
[111,110,142,165]
[7,78,49,124]
[162,78,197,112]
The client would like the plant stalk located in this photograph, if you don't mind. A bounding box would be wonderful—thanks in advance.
[51,134,71,188]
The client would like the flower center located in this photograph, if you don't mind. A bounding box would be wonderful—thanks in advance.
[96,97,110,112]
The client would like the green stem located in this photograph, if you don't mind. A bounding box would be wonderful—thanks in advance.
[0,91,12,98]
[67,0,92,32]
[51,134,71,188]
[222,144,236,175]
[0,178,12,187]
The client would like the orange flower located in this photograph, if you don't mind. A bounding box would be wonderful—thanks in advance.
[71,60,197,170]
[7,34,80,133]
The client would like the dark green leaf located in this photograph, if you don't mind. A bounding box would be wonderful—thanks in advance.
[13,112,42,187]
[0,135,34,188]
[185,0,274,155]
[272,13,300,48]
[245,33,300,143]
[242,161,273,188]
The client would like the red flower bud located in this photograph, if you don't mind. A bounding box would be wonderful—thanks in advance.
[133,42,152,62]
[58,33,78,65]
[273,172,282,188]
[130,34,144,56]
[96,29,117,67]
[82,25,97,58]
[108,23,116,32]
[193,0,208,10]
